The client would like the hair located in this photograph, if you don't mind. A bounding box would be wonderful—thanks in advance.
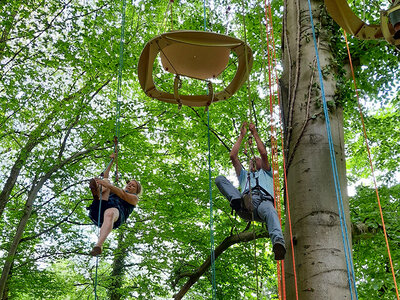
[127,179,143,196]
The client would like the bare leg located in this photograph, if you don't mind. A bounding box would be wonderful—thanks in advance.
[90,207,119,256]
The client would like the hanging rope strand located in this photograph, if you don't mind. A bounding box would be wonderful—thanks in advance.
[245,137,260,300]
[114,0,127,181]
[263,3,286,298]
[265,0,299,296]
[207,109,217,299]
[264,1,300,298]
[306,2,358,299]
[239,1,260,296]
[93,0,127,298]
[240,0,253,125]
[158,0,173,35]
[344,31,399,300]
[203,1,217,299]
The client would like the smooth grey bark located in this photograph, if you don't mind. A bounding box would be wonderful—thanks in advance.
[281,0,355,299]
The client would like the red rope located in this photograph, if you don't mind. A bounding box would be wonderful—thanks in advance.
[344,31,399,300]
[264,1,299,299]
[264,2,284,299]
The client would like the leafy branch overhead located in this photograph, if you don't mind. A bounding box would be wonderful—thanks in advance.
[0,0,398,299]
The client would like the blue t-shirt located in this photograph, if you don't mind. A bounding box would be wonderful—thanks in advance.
[238,168,274,197]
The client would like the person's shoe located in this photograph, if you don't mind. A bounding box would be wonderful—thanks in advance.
[89,178,99,201]
[273,242,286,260]
[230,198,242,210]
[90,245,102,256]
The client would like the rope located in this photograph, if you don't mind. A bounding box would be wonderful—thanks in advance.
[306,2,358,299]
[207,109,217,299]
[264,1,301,298]
[344,31,399,300]
[93,0,127,298]
[238,2,261,296]
[170,0,174,31]
[203,1,217,298]
[114,0,127,169]
[158,0,173,34]
[262,2,292,298]
[244,138,260,299]
[240,0,253,125]
[94,184,102,300]
[263,1,298,297]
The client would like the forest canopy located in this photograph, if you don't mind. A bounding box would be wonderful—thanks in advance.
[0,0,399,299]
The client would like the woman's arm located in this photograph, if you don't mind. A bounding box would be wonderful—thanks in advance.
[96,179,139,206]
[103,152,116,179]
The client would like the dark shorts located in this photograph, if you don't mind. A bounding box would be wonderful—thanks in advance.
[87,198,127,229]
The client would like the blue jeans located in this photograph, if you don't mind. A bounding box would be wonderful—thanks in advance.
[215,175,285,246]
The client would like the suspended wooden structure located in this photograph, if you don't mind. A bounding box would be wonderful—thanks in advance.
[138,30,253,107]
[324,0,400,48]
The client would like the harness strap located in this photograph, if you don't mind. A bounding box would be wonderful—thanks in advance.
[255,177,272,198]
[243,171,273,200]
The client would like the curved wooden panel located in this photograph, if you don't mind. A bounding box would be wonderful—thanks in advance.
[137,30,253,107]
[324,0,382,39]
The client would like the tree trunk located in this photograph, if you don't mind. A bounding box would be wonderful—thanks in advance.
[0,176,45,298]
[0,148,98,297]
[0,120,51,219]
[281,0,354,299]
[109,230,128,300]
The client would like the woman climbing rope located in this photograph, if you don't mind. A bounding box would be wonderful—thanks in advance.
[87,152,142,256]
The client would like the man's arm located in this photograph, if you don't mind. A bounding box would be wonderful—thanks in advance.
[249,123,271,171]
[96,179,139,206]
[230,122,247,176]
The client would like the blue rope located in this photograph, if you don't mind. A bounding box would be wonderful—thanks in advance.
[93,0,127,298]
[203,0,207,31]
[207,109,217,299]
[203,0,217,298]
[94,186,102,300]
[115,0,126,145]
[306,1,358,299]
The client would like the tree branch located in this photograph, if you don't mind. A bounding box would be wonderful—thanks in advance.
[173,230,269,299]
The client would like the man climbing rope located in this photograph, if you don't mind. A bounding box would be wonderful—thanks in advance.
[87,152,142,256]
[215,122,286,260]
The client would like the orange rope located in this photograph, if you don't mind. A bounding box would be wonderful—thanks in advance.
[263,3,284,299]
[344,31,399,300]
[265,4,298,297]
[264,1,299,299]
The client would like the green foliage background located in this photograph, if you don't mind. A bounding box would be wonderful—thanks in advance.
[0,0,398,299]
